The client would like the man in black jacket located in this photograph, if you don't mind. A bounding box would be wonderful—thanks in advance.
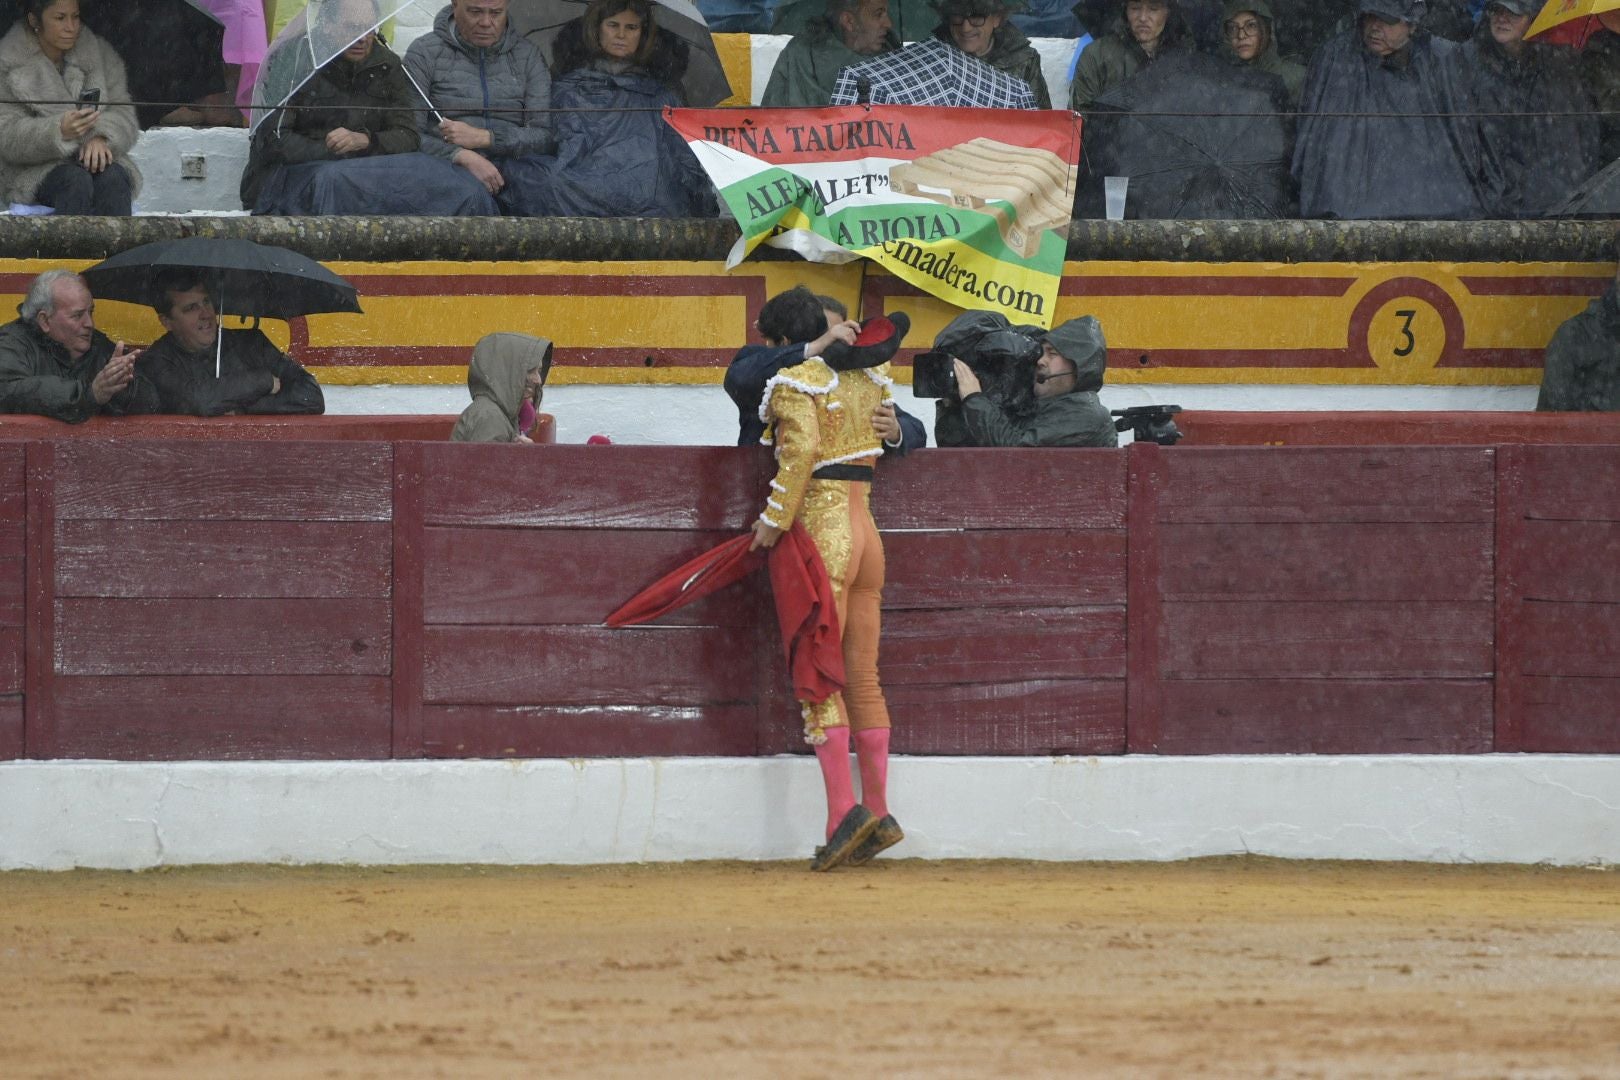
[1537,251,1620,413]
[143,271,324,417]
[0,270,158,422]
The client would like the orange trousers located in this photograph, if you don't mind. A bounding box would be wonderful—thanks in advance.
[800,478,889,739]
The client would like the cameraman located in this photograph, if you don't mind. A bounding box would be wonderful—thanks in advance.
[951,316,1117,448]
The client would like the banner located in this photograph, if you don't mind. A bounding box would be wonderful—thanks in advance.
[667,106,1082,328]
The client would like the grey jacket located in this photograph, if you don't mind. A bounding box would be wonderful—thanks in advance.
[1537,284,1620,413]
[0,318,159,423]
[404,6,554,162]
[451,332,554,442]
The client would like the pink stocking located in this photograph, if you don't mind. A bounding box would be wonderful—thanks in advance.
[813,726,855,840]
[853,728,890,819]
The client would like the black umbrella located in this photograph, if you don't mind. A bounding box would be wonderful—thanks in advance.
[1085,50,1293,220]
[83,237,361,321]
[1550,157,1620,218]
[508,0,733,106]
[0,0,227,129]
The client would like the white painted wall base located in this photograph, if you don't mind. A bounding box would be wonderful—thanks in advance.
[322,383,1545,445]
[3,755,1615,870]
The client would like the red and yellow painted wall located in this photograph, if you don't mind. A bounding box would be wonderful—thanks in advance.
[1,257,1606,387]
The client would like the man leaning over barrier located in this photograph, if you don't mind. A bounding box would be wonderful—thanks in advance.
[951,316,1118,447]
[0,269,157,422]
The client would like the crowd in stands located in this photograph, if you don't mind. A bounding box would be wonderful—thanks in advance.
[0,0,1615,221]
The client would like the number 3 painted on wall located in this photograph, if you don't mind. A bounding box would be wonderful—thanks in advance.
[1392,310,1417,357]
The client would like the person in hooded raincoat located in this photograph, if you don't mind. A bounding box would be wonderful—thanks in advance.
[1580,12,1620,164]
[951,316,1118,447]
[761,0,900,107]
[772,0,937,41]
[242,3,499,216]
[450,332,553,442]
[929,0,1050,108]
[1536,239,1620,413]
[1070,0,1198,111]
[498,0,714,218]
[1292,0,1499,220]
[1218,0,1306,105]
[1462,0,1598,219]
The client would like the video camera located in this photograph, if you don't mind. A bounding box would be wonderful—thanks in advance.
[1112,404,1183,446]
[910,327,1043,402]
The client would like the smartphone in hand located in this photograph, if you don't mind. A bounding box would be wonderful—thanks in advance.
[78,88,101,108]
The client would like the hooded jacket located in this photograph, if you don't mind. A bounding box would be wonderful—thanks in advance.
[931,20,1051,108]
[762,18,901,107]
[451,332,553,443]
[1537,283,1620,413]
[497,19,712,218]
[403,5,553,162]
[1218,0,1306,106]
[1581,29,1620,164]
[0,23,143,205]
[1070,0,1196,110]
[959,315,1117,447]
[241,39,422,209]
[1464,20,1598,219]
[1292,24,1497,220]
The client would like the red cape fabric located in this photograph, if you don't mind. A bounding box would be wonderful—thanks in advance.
[604,524,845,704]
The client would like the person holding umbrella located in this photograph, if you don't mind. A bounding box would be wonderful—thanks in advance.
[140,270,324,416]
[242,0,498,215]
[0,0,142,215]
[0,270,158,422]
[404,0,555,206]
[931,0,1050,108]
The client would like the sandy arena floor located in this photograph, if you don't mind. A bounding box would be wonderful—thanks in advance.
[1,859,1617,1079]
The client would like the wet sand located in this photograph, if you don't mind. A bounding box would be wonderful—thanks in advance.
[3,859,1618,1078]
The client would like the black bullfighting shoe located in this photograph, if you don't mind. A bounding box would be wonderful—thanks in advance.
[809,805,879,872]
[844,814,904,867]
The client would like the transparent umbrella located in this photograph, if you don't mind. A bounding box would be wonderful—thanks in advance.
[249,0,429,134]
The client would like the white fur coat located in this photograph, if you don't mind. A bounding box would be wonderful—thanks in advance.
[0,22,142,205]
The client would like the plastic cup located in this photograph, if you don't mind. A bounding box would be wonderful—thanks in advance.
[1104,176,1128,221]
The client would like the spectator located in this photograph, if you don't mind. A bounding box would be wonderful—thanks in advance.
[1536,244,1620,412]
[762,0,899,107]
[829,27,1038,105]
[773,0,936,42]
[1070,0,1197,111]
[1580,13,1620,164]
[951,316,1117,447]
[243,1,496,215]
[725,286,926,453]
[0,270,157,422]
[404,0,554,210]
[0,0,142,215]
[931,0,1051,108]
[1464,0,1598,219]
[499,0,714,218]
[1219,0,1306,106]
[142,272,325,416]
[451,332,553,442]
[88,0,239,129]
[1292,0,1497,220]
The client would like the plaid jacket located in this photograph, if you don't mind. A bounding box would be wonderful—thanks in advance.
[829,40,1038,109]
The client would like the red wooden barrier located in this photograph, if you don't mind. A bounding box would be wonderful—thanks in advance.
[0,414,553,444]
[1178,411,1620,446]
[0,434,1615,762]
[1131,445,1496,754]
[1495,445,1620,753]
